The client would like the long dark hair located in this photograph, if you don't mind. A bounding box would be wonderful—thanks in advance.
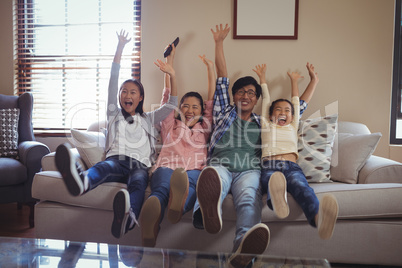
[119,79,145,123]
[269,99,294,117]
[176,91,204,122]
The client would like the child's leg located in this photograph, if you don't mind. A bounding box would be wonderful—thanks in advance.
[150,167,174,220]
[268,171,289,219]
[261,160,284,211]
[110,157,148,239]
[285,162,319,227]
[140,196,161,247]
[183,169,201,213]
[126,159,149,219]
[260,168,275,200]
[317,194,339,240]
[56,143,125,196]
[139,167,171,248]
[86,155,129,190]
[167,168,189,224]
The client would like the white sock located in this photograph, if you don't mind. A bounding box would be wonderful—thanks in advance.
[83,175,89,192]
[129,208,138,228]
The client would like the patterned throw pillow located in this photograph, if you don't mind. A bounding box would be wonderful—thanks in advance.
[0,108,20,158]
[297,114,338,183]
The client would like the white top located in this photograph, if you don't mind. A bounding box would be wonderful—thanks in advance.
[260,83,300,160]
[107,114,151,167]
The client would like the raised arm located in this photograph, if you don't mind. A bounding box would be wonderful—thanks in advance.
[254,64,270,121]
[211,24,230,78]
[287,71,303,98]
[160,44,176,106]
[199,55,216,101]
[164,44,176,89]
[299,62,319,103]
[287,71,302,127]
[154,59,177,97]
[253,64,267,85]
[113,30,131,64]
[108,30,131,118]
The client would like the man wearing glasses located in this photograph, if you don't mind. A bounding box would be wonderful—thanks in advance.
[192,24,267,268]
[193,24,309,268]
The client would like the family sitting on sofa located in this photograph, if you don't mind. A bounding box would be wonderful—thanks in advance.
[54,24,338,268]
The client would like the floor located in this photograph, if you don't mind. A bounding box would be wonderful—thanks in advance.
[0,203,35,238]
[0,203,398,268]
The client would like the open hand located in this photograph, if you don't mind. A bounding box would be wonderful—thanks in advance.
[199,54,213,68]
[211,24,230,43]
[154,59,175,76]
[116,29,131,46]
[306,62,319,83]
[287,71,304,82]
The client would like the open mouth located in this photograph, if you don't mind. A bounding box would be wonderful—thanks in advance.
[277,115,287,125]
[124,101,133,107]
[185,115,195,122]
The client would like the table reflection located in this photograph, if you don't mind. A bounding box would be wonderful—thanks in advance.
[0,237,330,268]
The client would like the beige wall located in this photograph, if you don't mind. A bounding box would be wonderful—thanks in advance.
[1,0,402,161]
[0,0,14,93]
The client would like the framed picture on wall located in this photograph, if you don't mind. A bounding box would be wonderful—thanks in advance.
[233,0,299,40]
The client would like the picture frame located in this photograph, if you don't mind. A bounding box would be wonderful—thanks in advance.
[233,0,299,40]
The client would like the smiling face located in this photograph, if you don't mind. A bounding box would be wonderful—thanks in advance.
[180,96,203,127]
[233,84,258,116]
[119,81,143,116]
[270,100,294,126]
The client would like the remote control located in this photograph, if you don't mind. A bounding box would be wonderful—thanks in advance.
[163,37,179,58]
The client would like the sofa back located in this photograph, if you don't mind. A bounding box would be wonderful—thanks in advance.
[338,121,371,135]
[87,120,371,135]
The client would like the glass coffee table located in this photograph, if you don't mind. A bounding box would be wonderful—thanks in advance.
[0,236,330,267]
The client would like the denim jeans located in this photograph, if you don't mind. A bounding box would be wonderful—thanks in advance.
[86,155,149,219]
[150,167,200,221]
[193,165,262,247]
[261,160,319,227]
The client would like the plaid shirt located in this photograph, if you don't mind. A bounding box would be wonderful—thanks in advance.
[208,77,307,158]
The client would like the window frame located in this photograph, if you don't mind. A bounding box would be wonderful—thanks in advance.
[391,0,402,144]
[13,0,141,135]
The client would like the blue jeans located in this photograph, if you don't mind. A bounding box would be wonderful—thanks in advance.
[86,155,149,219]
[193,165,262,247]
[150,167,200,221]
[261,160,319,227]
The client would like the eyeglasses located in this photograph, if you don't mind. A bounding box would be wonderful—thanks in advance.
[236,89,257,98]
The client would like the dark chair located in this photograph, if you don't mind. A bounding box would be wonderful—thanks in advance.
[0,93,50,228]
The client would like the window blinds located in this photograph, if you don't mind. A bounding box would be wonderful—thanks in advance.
[14,0,141,131]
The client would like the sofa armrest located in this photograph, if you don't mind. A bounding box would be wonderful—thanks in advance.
[358,155,402,184]
[19,141,50,175]
[18,141,50,201]
[41,148,80,171]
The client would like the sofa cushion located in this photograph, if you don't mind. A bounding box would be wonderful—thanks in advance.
[34,170,402,225]
[41,149,80,172]
[358,155,402,184]
[330,132,382,183]
[297,114,338,183]
[0,158,27,186]
[260,182,402,223]
[70,129,105,168]
[0,108,20,158]
[32,171,148,210]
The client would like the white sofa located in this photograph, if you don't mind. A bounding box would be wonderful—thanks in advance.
[32,121,402,266]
